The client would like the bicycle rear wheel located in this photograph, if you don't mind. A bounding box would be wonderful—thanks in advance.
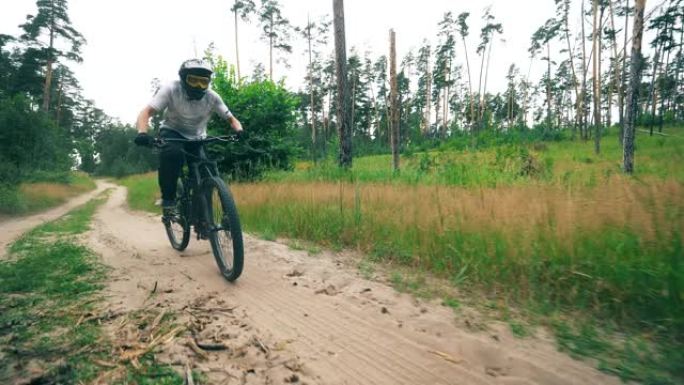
[202,177,244,281]
[164,180,190,251]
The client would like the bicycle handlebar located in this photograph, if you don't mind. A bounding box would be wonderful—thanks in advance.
[153,135,239,147]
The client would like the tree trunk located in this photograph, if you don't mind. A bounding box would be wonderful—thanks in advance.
[580,0,589,140]
[619,0,630,131]
[607,0,622,131]
[647,33,663,135]
[624,0,646,174]
[481,39,494,130]
[55,79,63,124]
[476,41,487,132]
[269,16,274,80]
[592,0,603,154]
[389,30,400,171]
[461,37,475,132]
[546,40,553,131]
[564,10,581,137]
[234,11,241,81]
[658,45,671,133]
[42,14,55,112]
[676,21,684,121]
[307,17,316,162]
[333,0,352,168]
[424,49,432,135]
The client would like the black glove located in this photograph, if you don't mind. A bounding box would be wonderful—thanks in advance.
[134,132,154,147]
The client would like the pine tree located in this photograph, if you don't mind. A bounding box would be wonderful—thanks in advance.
[20,0,85,112]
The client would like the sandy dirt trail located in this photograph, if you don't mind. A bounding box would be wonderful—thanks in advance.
[80,183,618,385]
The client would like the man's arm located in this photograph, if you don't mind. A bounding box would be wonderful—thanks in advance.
[228,115,243,133]
[136,105,157,133]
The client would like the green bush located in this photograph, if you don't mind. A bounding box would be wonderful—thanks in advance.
[0,184,25,214]
[209,58,300,181]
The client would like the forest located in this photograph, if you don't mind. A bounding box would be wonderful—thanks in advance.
[1,0,683,384]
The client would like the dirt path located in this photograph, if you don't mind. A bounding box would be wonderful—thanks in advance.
[85,184,618,385]
[0,180,110,256]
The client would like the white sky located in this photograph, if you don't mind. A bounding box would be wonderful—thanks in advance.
[1,0,661,125]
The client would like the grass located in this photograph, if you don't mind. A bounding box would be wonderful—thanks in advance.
[120,128,684,384]
[266,126,684,187]
[0,192,184,384]
[0,172,96,215]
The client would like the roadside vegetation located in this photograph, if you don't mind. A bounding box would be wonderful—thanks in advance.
[0,172,97,215]
[124,127,683,384]
[0,193,186,384]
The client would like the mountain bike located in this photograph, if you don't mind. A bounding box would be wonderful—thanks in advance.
[154,136,244,282]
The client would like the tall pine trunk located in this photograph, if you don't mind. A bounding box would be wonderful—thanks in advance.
[624,0,646,174]
[592,0,603,154]
[234,11,241,81]
[461,37,475,131]
[333,0,352,167]
[580,0,589,140]
[619,0,630,132]
[546,41,553,131]
[269,15,274,80]
[476,41,487,132]
[480,39,494,129]
[389,29,400,171]
[42,15,55,112]
[307,17,316,161]
[564,9,581,137]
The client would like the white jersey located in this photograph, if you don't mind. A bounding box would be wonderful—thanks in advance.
[148,80,232,139]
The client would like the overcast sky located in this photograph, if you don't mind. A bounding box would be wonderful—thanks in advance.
[1,0,661,125]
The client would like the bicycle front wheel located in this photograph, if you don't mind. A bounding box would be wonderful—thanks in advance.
[164,180,190,251]
[202,177,244,281]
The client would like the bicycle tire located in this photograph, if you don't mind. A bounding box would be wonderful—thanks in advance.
[202,177,244,281]
[164,180,191,251]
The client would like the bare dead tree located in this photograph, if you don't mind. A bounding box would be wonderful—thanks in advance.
[624,0,647,174]
[333,0,352,168]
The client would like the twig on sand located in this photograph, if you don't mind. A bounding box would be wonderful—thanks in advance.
[186,338,209,360]
[185,364,195,385]
[428,349,464,365]
[120,325,185,362]
[252,336,270,355]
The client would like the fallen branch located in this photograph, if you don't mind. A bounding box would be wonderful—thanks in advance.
[195,340,230,351]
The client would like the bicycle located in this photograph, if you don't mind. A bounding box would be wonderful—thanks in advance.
[153,135,244,282]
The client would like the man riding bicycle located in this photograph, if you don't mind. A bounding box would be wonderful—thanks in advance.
[134,59,243,218]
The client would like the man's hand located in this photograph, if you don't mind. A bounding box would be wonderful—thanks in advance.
[134,132,154,147]
[229,116,243,133]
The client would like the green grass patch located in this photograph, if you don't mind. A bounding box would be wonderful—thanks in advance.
[0,192,183,384]
[267,126,684,187]
[119,172,160,213]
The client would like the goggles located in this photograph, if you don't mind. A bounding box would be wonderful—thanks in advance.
[185,74,211,89]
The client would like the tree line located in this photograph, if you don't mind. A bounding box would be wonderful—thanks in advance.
[226,0,680,171]
[0,0,678,204]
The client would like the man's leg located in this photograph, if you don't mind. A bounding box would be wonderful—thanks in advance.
[158,130,185,209]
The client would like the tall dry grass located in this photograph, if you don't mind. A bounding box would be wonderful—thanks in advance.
[233,179,683,333]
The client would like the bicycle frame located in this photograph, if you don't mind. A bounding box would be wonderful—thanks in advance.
[159,136,233,239]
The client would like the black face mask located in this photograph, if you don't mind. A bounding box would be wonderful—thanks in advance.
[182,83,207,100]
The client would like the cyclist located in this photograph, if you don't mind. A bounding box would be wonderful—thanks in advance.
[134,59,243,217]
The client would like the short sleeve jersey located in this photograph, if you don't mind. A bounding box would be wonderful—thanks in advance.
[148,80,232,139]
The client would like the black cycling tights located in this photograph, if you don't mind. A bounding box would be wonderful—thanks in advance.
[158,129,203,202]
